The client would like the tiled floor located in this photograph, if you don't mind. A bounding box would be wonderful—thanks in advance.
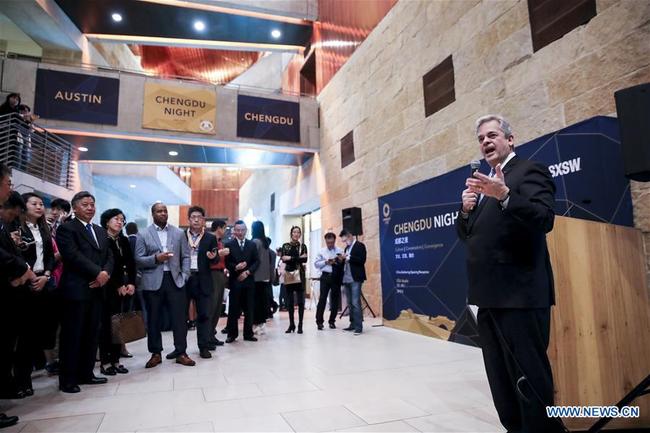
[0,311,503,432]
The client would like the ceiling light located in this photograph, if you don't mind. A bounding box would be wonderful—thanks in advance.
[271,29,281,39]
[129,184,136,188]
[168,151,179,156]
[78,147,88,152]
[194,20,206,31]
[111,13,122,22]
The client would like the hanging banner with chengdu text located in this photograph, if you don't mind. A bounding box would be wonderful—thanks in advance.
[142,82,216,134]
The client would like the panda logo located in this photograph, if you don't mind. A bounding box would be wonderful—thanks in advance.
[199,120,214,132]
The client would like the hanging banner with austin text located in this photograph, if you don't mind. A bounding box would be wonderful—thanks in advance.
[378,116,633,346]
[142,82,216,134]
[34,69,119,125]
[237,95,300,142]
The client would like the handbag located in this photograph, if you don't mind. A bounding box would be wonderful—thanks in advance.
[284,269,302,285]
[111,296,146,344]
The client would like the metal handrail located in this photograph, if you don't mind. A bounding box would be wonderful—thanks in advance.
[0,113,74,189]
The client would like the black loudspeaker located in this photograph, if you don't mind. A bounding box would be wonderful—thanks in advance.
[342,207,363,235]
[614,83,650,182]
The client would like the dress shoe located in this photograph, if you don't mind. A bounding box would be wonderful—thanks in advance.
[317,324,324,330]
[329,323,336,329]
[45,361,59,375]
[225,337,236,343]
[354,330,363,335]
[101,365,117,376]
[243,336,258,342]
[120,351,133,358]
[208,337,224,346]
[80,376,108,385]
[23,387,34,397]
[0,413,18,428]
[59,384,80,393]
[187,320,196,330]
[0,390,25,399]
[166,349,182,360]
[176,354,196,366]
[297,324,303,334]
[114,364,129,374]
[342,326,354,331]
[200,349,212,359]
[285,325,295,333]
[145,353,162,369]
[220,328,228,334]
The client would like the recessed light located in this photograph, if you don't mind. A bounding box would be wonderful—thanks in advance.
[111,13,122,22]
[194,20,206,31]
[129,184,136,188]
[168,151,178,156]
[271,29,281,39]
[78,146,88,152]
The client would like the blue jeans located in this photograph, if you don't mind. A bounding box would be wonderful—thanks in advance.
[342,281,363,332]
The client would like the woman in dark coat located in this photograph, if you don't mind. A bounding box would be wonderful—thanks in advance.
[280,226,308,334]
[98,209,136,375]
[14,192,55,397]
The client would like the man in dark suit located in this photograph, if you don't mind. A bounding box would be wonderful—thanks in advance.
[0,164,33,428]
[56,191,113,393]
[339,229,367,335]
[224,220,259,343]
[456,115,564,433]
[184,206,220,359]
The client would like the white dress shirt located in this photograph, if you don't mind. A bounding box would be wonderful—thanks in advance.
[26,222,44,273]
[155,224,171,271]
[314,246,342,274]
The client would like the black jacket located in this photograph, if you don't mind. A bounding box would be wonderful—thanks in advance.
[456,156,556,308]
[0,219,28,283]
[225,238,260,288]
[186,230,218,296]
[345,241,367,282]
[105,234,137,291]
[56,218,114,301]
[20,222,55,274]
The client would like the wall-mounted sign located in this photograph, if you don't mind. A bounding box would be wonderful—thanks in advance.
[142,82,216,134]
[237,95,300,142]
[34,69,119,125]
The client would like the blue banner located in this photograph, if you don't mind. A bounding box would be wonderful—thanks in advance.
[378,117,632,345]
[34,69,119,125]
[237,95,300,142]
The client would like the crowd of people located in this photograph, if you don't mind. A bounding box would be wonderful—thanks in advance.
[0,162,367,429]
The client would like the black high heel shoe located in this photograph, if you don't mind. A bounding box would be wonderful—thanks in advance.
[100,365,117,376]
[297,324,303,334]
[285,325,296,333]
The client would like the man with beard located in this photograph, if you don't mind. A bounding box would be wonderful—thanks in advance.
[135,202,193,368]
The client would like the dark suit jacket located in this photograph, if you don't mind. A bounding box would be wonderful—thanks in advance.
[0,220,28,282]
[186,230,218,296]
[225,238,260,289]
[345,241,367,282]
[456,156,556,308]
[56,218,114,301]
[21,222,55,274]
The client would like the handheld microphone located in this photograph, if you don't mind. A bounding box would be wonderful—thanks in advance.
[470,160,481,176]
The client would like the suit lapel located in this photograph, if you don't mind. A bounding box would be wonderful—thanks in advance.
[468,156,519,230]
[149,224,163,251]
[77,219,100,250]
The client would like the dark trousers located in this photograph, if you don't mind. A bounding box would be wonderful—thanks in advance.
[14,288,48,390]
[315,273,341,325]
[0,288,18,395]
[253,281,270,325]
[477,307,565,433]
[210,270,226,336]
[59,296,102,387]
[226,282,254,339]
[143,272,188,355]
[285,283,305,327]
[186,274,214,350]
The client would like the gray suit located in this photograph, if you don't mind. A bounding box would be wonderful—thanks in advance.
[135,224,190,290]
[135,224,191,354]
